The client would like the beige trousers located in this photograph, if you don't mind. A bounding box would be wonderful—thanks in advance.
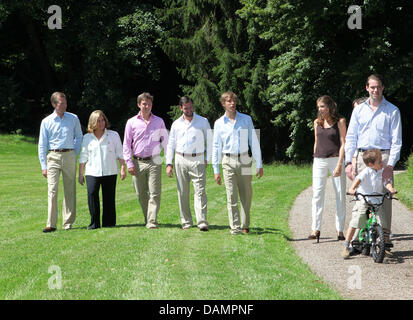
[46,150,77,229]
[355,149,392,230]
[132,158,162,228]
[174,154,208,229]
[222,155,253,234]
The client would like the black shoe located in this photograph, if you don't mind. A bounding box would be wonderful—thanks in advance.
[43,227,56,233]
[200,226,209,232]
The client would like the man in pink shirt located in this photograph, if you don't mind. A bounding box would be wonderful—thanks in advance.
[123,92,168,229]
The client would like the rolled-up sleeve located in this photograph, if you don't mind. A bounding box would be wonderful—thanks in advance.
[388,108,402,167]
[38,120,49,171]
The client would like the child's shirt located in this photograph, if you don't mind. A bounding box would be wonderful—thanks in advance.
[355,167,385,204]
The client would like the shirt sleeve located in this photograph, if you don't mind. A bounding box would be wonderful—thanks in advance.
[212,120,222,174]
[248,116,263,169]
[123,119,134,169]
[387,108,402,167]
[113,131,124,160]
[344,106,359,164]
[38,120,49,171]
[165,122,176,165]
[78,134,89,164]
[73,116,83,156]
[159,119,169,157]
[204,120,212,163]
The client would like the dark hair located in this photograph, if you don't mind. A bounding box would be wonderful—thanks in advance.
[362,149,382,166]
[179,96,193,106]
[352,97,368,108]
[316,95,341,126]
[366,74,384,87]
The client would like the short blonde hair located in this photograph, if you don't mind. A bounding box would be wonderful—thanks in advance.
[50,92,66,105]
[220,91,237,105]
[87,110,110,133]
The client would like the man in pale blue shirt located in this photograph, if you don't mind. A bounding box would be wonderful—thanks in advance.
[345,74,402,248]
[212,91,263,235]
[38,92,83,232]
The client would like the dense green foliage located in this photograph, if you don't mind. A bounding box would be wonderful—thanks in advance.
[1,0,412,162]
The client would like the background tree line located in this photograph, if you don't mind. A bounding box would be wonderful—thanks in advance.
[1,0,412,164]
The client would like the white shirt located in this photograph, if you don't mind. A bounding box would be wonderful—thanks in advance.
[166,113,212,165]
[345,97,402,167]
[79,129,123,177]
[212,111,263,174]
[356,167,386,204]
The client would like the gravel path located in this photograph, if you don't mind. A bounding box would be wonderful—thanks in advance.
[289,173,413,299]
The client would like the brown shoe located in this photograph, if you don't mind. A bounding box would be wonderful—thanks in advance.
[242,228,250,234]
[43,227,56,233]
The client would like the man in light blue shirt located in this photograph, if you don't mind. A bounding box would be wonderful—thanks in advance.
[344,74,402,248]
[212,91,263,235]
[38,92,83,232]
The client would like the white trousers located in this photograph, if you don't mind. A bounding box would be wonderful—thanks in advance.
[312,157,346,232]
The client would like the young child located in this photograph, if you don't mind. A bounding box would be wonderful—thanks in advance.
[341,149,397,259]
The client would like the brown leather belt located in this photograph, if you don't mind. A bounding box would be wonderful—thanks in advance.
[50,149,73,152]
[176,152,204,157]
[133,155,153,161]
[224,152,249,157]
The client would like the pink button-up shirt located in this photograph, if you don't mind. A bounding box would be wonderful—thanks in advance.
[123,112,168,168]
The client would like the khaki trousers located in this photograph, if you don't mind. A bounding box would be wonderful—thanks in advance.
[132,158,162,228]
[355,149,392,230]
[222,155,252,234]
[174,154,208,229]
[46,150,77,229]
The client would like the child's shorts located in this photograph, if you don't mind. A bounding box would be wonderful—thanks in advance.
[349,201,388,229]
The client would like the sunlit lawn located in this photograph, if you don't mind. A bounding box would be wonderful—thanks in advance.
[0,134,343,299]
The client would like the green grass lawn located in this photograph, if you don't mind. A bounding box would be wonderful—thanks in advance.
[0,134,343,300]
[394,171,413,211]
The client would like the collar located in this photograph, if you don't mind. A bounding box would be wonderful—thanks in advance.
[223,111,239,123]
[137,112,153,121]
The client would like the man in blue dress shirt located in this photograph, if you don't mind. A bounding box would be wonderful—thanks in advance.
[212,91,263,235]
[345,74,402,248]
[38,92,83,232]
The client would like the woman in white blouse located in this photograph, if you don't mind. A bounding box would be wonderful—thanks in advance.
[78,110,126,229]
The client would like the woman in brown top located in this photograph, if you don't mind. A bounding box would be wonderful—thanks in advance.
[309,96,347,242]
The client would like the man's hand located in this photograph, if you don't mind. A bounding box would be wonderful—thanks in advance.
[256,168,263,179]
[128,166,136,176]
[345,163,355,181]
[166,165,173,178]
[42,169,47,178]
[214,173,222,185]
[382,165,393,185]
[78,175,84,185]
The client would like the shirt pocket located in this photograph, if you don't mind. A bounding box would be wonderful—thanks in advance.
[374,113,389,137]
[101,140,115,153]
